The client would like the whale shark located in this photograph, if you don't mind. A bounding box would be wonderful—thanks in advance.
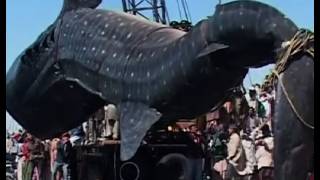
[6,0,297,160]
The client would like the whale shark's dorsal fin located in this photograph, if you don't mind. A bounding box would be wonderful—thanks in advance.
[119,102,162,161]
[60,0,102,15]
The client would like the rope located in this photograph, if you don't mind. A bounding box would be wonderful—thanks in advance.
[273,71,314,130]
[265,29,314,86]
[264,29,314,130]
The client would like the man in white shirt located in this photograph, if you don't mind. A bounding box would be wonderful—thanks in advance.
[225,124,246,180]
[255,124,274,180]
[239,131,257,177]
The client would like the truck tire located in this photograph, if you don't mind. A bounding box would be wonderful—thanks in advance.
[119,152,152,180]
[155,153,192,180]
[120,162,140,180]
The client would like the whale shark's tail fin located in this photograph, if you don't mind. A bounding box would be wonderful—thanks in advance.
[60,0,102,15]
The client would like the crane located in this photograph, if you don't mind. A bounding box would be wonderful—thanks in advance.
[121,0,193,31]
[121,0,169,24]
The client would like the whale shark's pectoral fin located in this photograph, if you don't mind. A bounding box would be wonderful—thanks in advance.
[196,43,229,59]
[119,102,162,161]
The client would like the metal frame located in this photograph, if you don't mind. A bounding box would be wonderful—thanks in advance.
[121,0,168,24]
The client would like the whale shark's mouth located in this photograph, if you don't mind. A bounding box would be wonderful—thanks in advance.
[8,78,106,139]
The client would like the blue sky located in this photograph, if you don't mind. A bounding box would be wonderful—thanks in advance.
[6,0,313,130]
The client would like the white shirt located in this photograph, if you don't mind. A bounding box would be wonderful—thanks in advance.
[259,93,274,118]
[104,104,118,120]
[255,136,274,169]
[240,139,257,174]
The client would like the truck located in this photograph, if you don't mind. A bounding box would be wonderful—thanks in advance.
[74,120,206,180]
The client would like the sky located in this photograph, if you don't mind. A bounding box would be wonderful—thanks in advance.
[6,0,314,130]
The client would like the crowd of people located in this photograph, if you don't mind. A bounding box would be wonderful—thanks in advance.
[6,129,76,180]
[6,82,277,180]
[6,103,120,180]
[199,83,276,180]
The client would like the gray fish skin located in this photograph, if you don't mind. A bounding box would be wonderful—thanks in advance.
[274,55,314,180]
[6,0,298,161]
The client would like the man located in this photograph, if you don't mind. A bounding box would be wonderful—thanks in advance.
[245,107,260,134]
[239,130,257,178]
[6,133,13,154]
[69,126,85,146]
[255,125,274,180]
[15,132,24,180]
[87,108,105,144]
[253,84,261,96]
[248,88,266,122]
[207,119,228,180]
[51,138,63,180]
[43,140,51,180]
[61,133,73,180]
[21,133,34,180]
[259,91,270,121]
[225,124,245,180]
[260,86,275,130]
[103,104,119,140]
[188,124,205,180]
[29,137,45,180]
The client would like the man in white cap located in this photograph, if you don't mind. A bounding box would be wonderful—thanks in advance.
[103,104,119,140]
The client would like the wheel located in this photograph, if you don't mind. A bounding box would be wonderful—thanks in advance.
[154,153,192,180]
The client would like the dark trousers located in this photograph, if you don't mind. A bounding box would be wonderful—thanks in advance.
[190,158,203,180]
[258,167,274,180]
[225,164,241,180]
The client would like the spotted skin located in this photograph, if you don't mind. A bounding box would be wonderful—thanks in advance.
[6,0,301,161]
[58,8,210,105]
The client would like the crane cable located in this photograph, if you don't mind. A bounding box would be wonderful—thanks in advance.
[183,0,192,23]
[181,0,190,22]
[176,0,182,20]
[160,0,170,24]
[182,0,192,23]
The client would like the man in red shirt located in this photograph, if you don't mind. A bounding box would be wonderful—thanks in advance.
[21,133,34,180]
